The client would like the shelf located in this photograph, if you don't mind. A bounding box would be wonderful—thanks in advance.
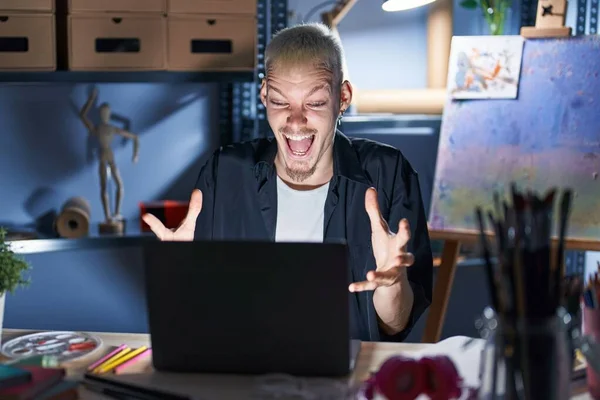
[5,220,156,255]
[0,70,256,84]
[8,235,155,255]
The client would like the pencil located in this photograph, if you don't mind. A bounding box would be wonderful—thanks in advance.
[97,346,149,374]
[87,344,127,371]
[114,348,152,375]
[92,347,131,374]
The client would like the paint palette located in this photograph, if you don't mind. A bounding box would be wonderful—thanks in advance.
[2,331,102,363]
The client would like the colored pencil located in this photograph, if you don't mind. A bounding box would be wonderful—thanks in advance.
[87,344,128,371]
[92,347,131,374]
[97,346,149,374]
[114,348,152,375]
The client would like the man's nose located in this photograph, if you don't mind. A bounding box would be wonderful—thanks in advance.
[286,107,307,128]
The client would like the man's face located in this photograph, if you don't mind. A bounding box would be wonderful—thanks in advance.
[261,63,352,183]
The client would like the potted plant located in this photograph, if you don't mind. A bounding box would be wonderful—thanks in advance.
[0,227,31,345]
[460,0,512,35]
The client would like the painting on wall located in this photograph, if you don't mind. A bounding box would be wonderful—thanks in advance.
[447,35,525,100]
[429,35,600,241]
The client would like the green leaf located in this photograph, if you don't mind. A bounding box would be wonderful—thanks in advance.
[460,0,479,9]
[0,227,32,296]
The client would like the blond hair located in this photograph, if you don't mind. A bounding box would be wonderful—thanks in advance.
[265,23,347,91]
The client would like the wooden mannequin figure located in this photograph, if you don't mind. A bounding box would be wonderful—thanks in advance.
[79,88,139,234]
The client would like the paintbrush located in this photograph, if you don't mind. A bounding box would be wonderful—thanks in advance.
[536,188,555,317]
[554,189,572,309]
[495,200,521,400]
[523,189,539,318]
[503,200,519,325]
[493,191,503,221]
[489,210,510,316]
[476,207,499,312]
[564,276,583,315]
[510,185,535,400]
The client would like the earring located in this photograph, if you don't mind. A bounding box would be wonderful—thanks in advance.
[337,109,345,126]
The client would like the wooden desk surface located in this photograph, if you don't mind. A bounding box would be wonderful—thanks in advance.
[1,329,592,399]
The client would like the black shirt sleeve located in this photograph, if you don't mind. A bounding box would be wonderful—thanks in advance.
[193,151,219,241]
[378,155,434,342]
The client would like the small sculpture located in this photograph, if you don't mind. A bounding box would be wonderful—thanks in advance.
[79,88,139,234]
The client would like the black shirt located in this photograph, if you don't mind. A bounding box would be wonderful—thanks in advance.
[194,131,433,342]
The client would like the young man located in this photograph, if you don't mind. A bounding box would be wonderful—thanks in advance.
[143,23,433,342]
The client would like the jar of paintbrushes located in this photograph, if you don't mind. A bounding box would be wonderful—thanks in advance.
[477,306,572,400]
[474,184,575,400]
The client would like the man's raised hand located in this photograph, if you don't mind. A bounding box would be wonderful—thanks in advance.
[142,189,203,241]
[349,187,414,292]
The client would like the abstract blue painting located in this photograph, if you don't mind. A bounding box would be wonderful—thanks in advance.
[429,35,600,240]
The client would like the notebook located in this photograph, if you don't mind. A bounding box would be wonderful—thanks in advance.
[0,366,65,400]
[0,365,31,390]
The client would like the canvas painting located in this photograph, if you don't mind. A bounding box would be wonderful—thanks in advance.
[429,35,600,241]
[447,35,525,100]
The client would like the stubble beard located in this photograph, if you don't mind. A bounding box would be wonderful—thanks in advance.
[285,161,317,183]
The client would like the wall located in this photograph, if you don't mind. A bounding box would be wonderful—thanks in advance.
[0,83,218,227]
[2,84,219,332]
[287,0,522,91]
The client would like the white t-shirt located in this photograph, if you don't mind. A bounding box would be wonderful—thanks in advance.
[275,176,330,243]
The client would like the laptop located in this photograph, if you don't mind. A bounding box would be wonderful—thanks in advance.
[142,240,361,377]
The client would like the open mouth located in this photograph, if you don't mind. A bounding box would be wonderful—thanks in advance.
[284,134,315,158]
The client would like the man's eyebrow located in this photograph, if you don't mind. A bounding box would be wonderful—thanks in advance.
[266,82,331,97]
[307,84,331,97]
[266,83,285,97]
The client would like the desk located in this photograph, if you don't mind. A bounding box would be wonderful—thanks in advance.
[0,329,592,399]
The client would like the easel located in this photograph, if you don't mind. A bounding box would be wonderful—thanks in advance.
[520,0,572,38]
[422,228,600,343]
[422,0,580,343]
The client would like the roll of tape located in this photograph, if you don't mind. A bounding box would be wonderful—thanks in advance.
[55,197,91,238]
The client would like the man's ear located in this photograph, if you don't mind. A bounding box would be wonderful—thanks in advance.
[339,80,353,113]
[260,79,267,108]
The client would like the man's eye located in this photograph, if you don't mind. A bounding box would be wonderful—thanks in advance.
[308,102,326,107]
[270,100,287,107]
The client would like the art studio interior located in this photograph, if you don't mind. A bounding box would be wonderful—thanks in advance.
[0,0,599,397]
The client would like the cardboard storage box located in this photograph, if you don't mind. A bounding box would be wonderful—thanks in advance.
[0,0,54,12]
[168,0,256,15]
[68,14,166,70]
[167,14,256,71]
[0,13,56,70]
[69,0,166,13]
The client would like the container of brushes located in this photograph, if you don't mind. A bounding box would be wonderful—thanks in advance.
[477,308,571,400]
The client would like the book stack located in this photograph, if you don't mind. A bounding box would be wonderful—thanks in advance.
[0,362,78,400]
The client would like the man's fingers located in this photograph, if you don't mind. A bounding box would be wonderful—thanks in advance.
[349,280,378,292]
[396,218,411,249]
[392,253,415,267]
[365,187,388,234]
[142,213,172,241]
[185,189,203,223]
[370,269,402,285]
[348,269,402,292]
